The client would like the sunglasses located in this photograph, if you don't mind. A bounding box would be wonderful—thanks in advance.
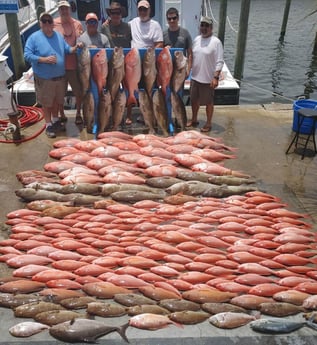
[138,7,148,11]
[110,10,121,15]
[167,16,178,21]
[200,23,210,28]
[86,19,98,25]
[41,18,53,24]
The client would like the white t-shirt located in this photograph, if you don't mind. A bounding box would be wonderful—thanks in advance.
[191,35,224,84]
[129,17,163,48]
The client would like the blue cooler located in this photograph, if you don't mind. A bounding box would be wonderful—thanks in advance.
[293,99,317,134]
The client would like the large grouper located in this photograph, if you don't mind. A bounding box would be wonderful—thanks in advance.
[49,318,129,343]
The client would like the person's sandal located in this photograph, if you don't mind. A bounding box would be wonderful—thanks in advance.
[186,120,199,127]
[200,124,212,132]
[75,115,83,125]
[60,115,68,123]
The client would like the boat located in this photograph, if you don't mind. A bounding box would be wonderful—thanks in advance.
[1,0,240,106]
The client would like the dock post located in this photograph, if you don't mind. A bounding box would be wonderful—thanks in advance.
[35,0,46,19]
[5,14,25,79]
[280,0,292,41]
[218,0,227,46]
[233,0,251,83]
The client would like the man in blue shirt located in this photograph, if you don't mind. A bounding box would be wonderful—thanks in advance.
[24,12,78,138]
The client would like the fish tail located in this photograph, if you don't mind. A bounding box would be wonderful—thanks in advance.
[117,322,130,343]
[127,94,137,106]
[171,320,184,329]
[231,170,251,178]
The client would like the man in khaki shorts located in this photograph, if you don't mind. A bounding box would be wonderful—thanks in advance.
[54,0,84,125]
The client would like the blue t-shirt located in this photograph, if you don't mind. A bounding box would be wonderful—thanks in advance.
[24,30,71,79]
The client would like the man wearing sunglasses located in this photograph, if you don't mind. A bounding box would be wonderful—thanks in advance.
[101,2,131,48]
[54,0,84,125]
[24,12,80,138]
[77,13,110,48]
[163,7,192,72]
[187,16,224,133]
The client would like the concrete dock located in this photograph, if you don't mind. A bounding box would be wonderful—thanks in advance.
[0,103,316,344]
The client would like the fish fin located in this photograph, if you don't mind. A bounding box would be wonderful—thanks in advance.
[305,314,317,331]
[171,321,184,329]
[86,312,95,320]
[117,322,130,343]
[70,318,76,325]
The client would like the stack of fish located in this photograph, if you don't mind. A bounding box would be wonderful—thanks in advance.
[78,47,188,134]
[1,131,317,341]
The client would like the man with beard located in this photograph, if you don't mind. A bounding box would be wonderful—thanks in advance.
[126,0,163,125]
[186,16,224,132]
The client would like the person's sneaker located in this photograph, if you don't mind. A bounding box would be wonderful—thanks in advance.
[75,115,83,125]
[52,120,66,132]
[45,125,56,138]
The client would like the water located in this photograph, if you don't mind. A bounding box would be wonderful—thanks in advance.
[209,0,317,104]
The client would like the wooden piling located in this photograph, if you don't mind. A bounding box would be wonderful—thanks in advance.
[218,0,227,46]
[5,14,25,79]
[233,0,251,82]
[280,0,292,41]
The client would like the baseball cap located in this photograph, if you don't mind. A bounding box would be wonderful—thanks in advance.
[85,12,98,21]
[138,0,150,9]
[200,16,213,25]
[57,1,70,8]
[39,12,53,20]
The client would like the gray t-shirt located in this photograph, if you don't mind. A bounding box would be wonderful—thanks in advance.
[77,31,110,48]
[101,21,131,48]
[163,27,192,55]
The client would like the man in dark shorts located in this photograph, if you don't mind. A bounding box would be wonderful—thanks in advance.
[187,16,224,132]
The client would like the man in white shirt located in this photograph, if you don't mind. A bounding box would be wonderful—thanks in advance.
[187,16,224,132]
[129,0,163,49]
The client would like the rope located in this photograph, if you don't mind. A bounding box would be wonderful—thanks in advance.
[235,77,296,103]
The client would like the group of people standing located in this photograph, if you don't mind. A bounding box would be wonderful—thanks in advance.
[24,0,223,138]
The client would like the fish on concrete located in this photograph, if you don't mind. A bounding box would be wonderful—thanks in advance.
[41,205,81,218]
[129,313,182,330]
[128,304,170,316]
[146,176,183,188]
[208,175,256,185]
[124,47,141,106]
[14,301,65,318]
[259,302,306,317]
[139,90,156,134]
[114,293,156,307]
[112,90,127,131]
[34,310,88,326]
[91,48,108,96]
[142,47,157,96]
[9,321,49,337]
[15,188,65,202]
[202,302,247,315]
[78,45,91,95]
[171,91,187,131]
[176,169,211,182]
[58,296,97,310]
[49,319,129,343]
[249,318,306,334]
[164,193,198,205]
[86,302,127,317]
[203,184,258,198]
[111,190,165,203]
[169,310,210,325]
[166,180,213,196]
[209,311,259,329]
[0,293,43,309]
[59,183,102,195]
[152,89,169,136]
[159,299,200,312]
[107,46,125,101]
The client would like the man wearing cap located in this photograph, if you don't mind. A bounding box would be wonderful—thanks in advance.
[24,12,79,138]
[54,0,84,125]
[101,2,131,48]
[186,16,224,132]
[129,0,163,49]
[78,13,110,48]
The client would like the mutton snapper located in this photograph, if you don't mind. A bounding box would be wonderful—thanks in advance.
[139,90,156,134]
[107,46,125,101]
[171,50,188,93]
[142,47,157,96]
[49,319,129,343]
[152,89,169,136]
[98,91,112,134]
[78,45,91,95]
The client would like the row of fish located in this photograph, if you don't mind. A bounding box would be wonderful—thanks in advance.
[78,46,188,134]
